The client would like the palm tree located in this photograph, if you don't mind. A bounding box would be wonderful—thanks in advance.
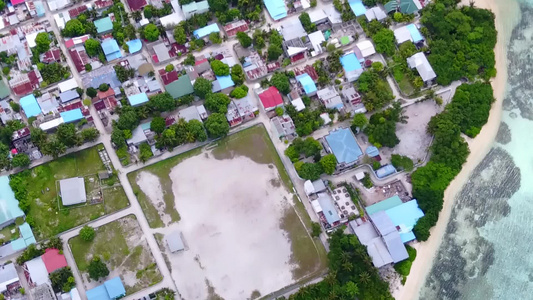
[358,271,371,284]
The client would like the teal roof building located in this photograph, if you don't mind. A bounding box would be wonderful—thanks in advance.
[0,176,25,229]
[95,17,113,34]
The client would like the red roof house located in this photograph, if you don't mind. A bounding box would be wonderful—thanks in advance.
[258,86,283,111]
[158,69,178,85]
[42,49,61,64]
[126,0,147,11]
[223,20,249,37]
[41,249,68,273]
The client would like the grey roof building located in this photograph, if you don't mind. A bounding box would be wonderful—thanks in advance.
[165,231,185,252]
[407,52,436,83]
[350,221,393,268]
[270,115,296,138]
[59,177,87,206]
[0,263,19,293]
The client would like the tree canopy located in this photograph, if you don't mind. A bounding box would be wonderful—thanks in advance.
[63,19,86,37]
[193,77,212,99]
[80,226,95,241]
[204,113,229,138]
[270,72,290,95]
[421,0,497,85]
[364,102,404,148]
[149,92,177,112]
[88,256,109,280]
[284,137,322,162]
[143,24,160,42]
[84,39,101,57]
[205,93,231,114]
[35,32,51,54]
[230,64,245,86]
[150,116,166,134]
[236,31,252,48]
[209,32,222,44]
[320,154,337,175]
[299,12,316,33]
[210,60,230,76]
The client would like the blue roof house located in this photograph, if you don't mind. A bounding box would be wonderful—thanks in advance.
[20,94,41,117]
[86,277,126,300]
[295,74,317,96]
[193,23,220,39]
[324,128,362,166]
[349,0,367,16]
[60,109,84,123]
[376,164,397,178]
[128,93,149,106]
[263,0,287,20]
[365,145,379,157]
[0,176,25,229]
[126,39,142,53]
[101,39,122,61]
[340,53,363,82]
[212,75,234,93]
[94,16,114,34]
[385,200,425,243]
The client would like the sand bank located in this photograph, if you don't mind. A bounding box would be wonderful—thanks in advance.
[395,0,518,298]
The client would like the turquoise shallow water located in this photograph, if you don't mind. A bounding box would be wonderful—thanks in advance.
[419,1,533,299]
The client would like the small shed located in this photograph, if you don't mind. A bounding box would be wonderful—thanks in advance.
[165,231,185,252]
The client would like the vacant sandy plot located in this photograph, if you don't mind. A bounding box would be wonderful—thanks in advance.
[395,101,443,161]
[69,216,162,294]
[136,172,172,226]
[139,154,294,299]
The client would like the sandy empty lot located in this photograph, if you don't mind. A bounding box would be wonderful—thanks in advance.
[138,153,297,300]
[395,101,444,161]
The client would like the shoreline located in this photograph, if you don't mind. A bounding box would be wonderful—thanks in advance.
[394,0,516,298]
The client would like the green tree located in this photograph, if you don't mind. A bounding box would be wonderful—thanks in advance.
[230,64,245,85]
[56,123,79,147]
[117,106,140,130]
[113,65,135,82]
[143,24,160,42]
[87,256,109,281]
[183,53,195,65]
[9,102,20,113]
[352,113,368,130]
[149,92,176,112]
[81,128,100,142]
[35,32,51,54]
[319,154,337,175]
[42,138,67,159]
[62,19,85,37]
[143,5,153,18]
[11,153,30,168]
[111,128,126,148]
[84,38,101,57]
[267,44,283,61]
[372,29,395,56]
[87,87,98,98]
[208,0,228,11]
[79,226,95,241]
[294,162,323,180]
[229,86,247,99]
[236,31,252,48]
[209,32,222,44]
[275,106,284,117]
[173,25,187,44]
[150,116,166,134]
[391,154,414,171]
[98,83,109,92]
[210,60,230,76]
[311,222,321,237]
[30,127,47,147]
[187,119,207,142]
[205,113,229,138]
[270,72,290,94]
[139,142,153,162]
[193,77,212,99]
[205,93,231,114]
[299,12,316,33]
[49,267,75,292]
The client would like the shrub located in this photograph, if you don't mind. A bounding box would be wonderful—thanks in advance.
[79,225,95,241]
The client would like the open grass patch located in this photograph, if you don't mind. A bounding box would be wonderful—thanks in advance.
[68,215,162,295]
[11,145,129,240]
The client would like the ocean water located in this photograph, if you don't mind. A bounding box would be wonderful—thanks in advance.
[419,0,533,299]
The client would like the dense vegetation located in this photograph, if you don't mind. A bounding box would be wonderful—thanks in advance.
[413,83,494,240]
[285,105,324,137]
[288,230,393,300]
[284,137,322,163]
[156,119,207,150]
[421,0,497,85]
[363,102,405,148]
[356,66,394,111]
[391,154,414,171]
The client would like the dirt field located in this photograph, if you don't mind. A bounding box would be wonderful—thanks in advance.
[395,101,444,162]
[131,126,326,300]
[69,215,162,294]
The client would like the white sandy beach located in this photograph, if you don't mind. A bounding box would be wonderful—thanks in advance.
[395,0,519,299]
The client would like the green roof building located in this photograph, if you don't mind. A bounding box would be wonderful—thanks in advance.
[384,0,398,13]
[165,74,194,99]
[0,81,10,99]
[399,0,421,14]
